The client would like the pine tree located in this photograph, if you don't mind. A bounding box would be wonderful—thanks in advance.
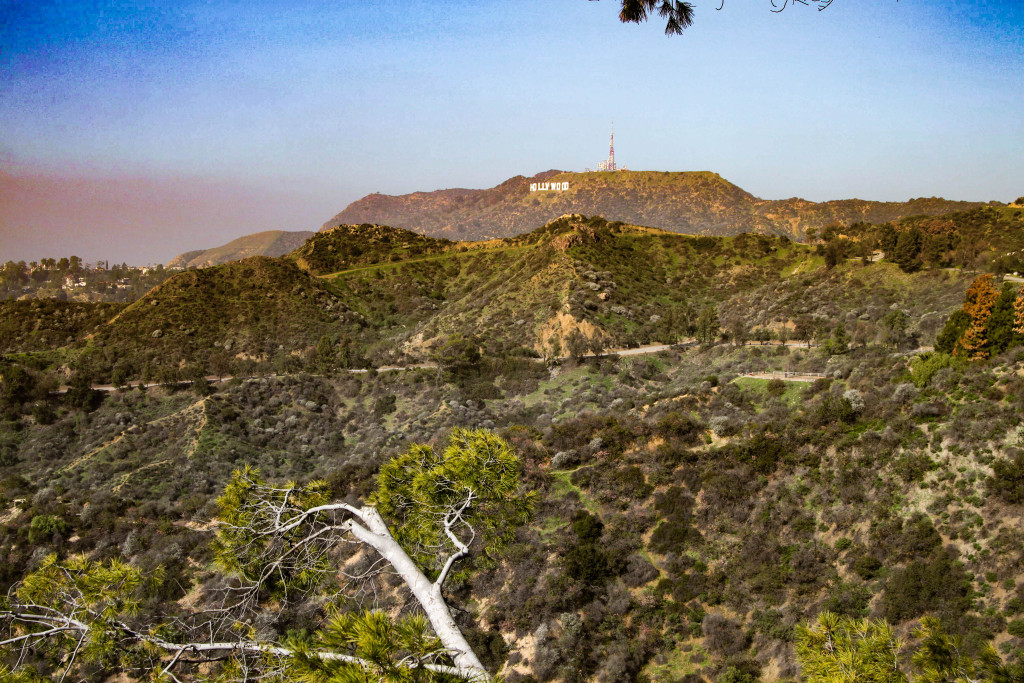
[795,612,907,682]
[935,310,969,354]
[696,305,720,346]
[892,229,923,273]
[796,612,1024,682]
[2,429,531,682]
[983,283,1018,356]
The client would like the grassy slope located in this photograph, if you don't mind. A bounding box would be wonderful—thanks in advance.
[290,223,454,275]
[318,217,812,358]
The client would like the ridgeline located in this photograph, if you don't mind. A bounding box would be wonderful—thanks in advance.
[325,170,992,241]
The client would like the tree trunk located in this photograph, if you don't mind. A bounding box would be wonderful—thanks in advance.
[345,508,489,680]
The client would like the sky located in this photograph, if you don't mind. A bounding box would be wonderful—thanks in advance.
[1,0,1022,264]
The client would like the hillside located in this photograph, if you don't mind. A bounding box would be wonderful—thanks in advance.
[325,170,992,241]
[0,300,126,354]
[4,317,1024,682]
[166,229,315,269]
[288,222,453,275]
[88,256,362,377]
[315,215,973,363]
[3,213,1024,682]
[12,216,987,382]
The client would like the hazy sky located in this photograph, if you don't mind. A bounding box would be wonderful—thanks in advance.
[2,0,1022,264]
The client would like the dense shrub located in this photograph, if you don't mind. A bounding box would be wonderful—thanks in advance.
[822,579,872,618]
[561,511,614,598]
[880,549,972,624]
[27,514,71,544]
[737,432,787,475]
[989,452,1024,504]
[702,614,750,657]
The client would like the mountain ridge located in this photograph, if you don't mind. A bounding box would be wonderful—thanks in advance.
[166,229,315,269]
[325,170,993,240]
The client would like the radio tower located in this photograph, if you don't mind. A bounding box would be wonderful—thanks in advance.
[608,123,617,171]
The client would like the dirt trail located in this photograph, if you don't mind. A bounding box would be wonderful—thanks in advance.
[738,371,826,383]
[60,433,128,473]
[60,397,208,474]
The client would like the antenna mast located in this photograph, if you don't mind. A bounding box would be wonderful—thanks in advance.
[608,123,616,171]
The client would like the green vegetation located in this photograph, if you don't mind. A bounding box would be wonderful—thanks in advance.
[2,257,173,302]
[3,209,1024,681]
[0,300,124,354]
[796,613,1023,682]
[290,222,453,275]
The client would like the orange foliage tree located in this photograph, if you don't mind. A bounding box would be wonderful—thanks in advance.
[955,274,1000,358]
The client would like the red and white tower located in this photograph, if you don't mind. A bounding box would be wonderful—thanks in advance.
[608,124,616,171]
[596,124,619,172]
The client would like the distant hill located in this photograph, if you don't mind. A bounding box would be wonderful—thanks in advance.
[166,230,314,269]
[325,170,993,240]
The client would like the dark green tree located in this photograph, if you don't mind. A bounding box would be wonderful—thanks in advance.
[313,333,336,373]
[794,315,816,348]
[935,309,970,354]
[982,283,1018,355]
[566,328,590,363]
[892,229,923,273]
[883,310,910,350]
[0,363,35,412]
[64,372,102,412]
[432,334,483,381]
[695,305,720,346]
[189,365,212,396]
[822,322,851,356]
[878,224,899,256]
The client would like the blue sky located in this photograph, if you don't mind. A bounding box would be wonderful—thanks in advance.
[1,0,1022,263]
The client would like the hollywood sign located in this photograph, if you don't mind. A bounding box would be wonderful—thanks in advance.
[530,182,569,192]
